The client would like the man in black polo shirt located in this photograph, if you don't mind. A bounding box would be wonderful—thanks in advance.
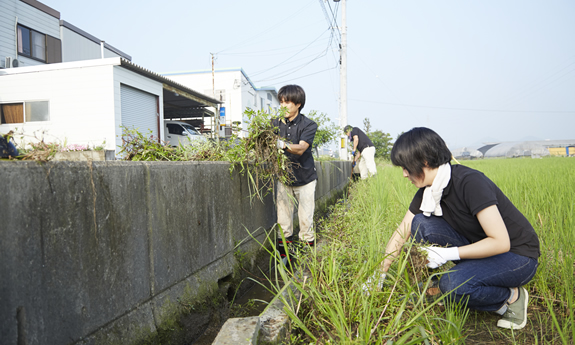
[272,85,318,260]
[344,125,377,179]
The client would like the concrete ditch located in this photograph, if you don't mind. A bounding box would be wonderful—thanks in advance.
[0,160,350,345]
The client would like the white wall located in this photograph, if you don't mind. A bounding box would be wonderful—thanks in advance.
[0,59,167,154]
[0,63,116,150]
[0,0,60,68]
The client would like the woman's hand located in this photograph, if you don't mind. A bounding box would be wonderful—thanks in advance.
[421,246,460,268]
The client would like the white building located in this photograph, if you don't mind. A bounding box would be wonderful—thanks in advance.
[0,58,220,154]
[0,0,130,69]
[1,0,219,155]
[163,68,279,138]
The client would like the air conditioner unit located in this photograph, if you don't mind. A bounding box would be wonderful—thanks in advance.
[4,57,19,68]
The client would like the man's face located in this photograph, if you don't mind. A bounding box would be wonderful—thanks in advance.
[280,100,300,119]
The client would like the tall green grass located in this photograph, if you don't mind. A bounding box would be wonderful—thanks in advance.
[276,157,574,344]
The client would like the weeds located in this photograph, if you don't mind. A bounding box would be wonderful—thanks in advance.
[269,158,574,344]
[119,109,294,201]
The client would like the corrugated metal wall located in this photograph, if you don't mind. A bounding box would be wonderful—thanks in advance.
[60,26,121,62]
[120,84,158,140]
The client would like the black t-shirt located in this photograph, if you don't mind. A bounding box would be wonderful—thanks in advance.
[349,127,374,153]
[409,164,540,259]
[272,113,318,186]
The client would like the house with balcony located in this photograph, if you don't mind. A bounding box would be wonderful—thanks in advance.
[0,0,219,155]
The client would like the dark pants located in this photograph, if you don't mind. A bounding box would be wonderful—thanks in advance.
[411,214,538,311]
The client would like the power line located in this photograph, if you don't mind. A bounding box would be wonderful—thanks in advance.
[217,37,333,58]
[250,29,330,77]
[326,0,341,43]
[252,47,331,83]
[215,0,316,54]
[349,98,575,113]
[490,55,575,110]
[257,64,338,85]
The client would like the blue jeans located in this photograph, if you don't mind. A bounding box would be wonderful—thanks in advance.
[411,214,538,312]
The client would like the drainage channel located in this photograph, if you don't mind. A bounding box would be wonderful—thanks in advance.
[190,269,283,345]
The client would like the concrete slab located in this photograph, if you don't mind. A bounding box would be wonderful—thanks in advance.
[212,317,260,345]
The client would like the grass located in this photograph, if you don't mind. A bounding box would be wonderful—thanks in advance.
[274,156,574,344]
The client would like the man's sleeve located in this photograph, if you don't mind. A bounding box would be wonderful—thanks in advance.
[351,127,360,138]
[299,121,318,146]
[271,118,279,135]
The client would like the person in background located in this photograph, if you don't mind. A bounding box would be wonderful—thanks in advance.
[272,85,318,262]
[0,132,19,158]
[344,125,376,179]
[370,127,539,330]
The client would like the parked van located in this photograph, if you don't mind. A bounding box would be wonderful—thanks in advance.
[164,121,207,146]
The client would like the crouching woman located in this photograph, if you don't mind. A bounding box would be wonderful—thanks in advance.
[381,127,539,330]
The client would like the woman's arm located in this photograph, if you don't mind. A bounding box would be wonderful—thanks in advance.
[457,204,510,259]
[380,210,415,272]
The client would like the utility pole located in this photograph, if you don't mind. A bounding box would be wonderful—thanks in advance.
[211,53,219,142]
[337,0,348,160]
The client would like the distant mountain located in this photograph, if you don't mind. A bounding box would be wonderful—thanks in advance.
[518,135,543,142]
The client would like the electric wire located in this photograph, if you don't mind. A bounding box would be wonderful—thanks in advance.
[215,0,316,54]
[490,55,575,110]
[348,98,575,113]
[497,63,575,110]
[252,45,332,83]
[216,37,333,58]
[250,28,330,77]
[257,64,338,85]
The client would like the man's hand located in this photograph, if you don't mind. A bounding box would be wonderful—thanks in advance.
[362,271,387,294]
[277,139,287,150]
[352,150,356,156]
[352,161,356,168]
[421,246,460,269]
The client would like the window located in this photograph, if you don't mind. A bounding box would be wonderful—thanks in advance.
[26,101,50,122]
[167,123,184,135]
[17,24,61,63]
[1,101,50,124]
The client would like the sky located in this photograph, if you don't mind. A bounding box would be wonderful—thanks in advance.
[45,0,575,149]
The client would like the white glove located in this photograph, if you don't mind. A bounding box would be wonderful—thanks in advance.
[362,271,387,294]
[276,139,286,150]
[421,246,460,269]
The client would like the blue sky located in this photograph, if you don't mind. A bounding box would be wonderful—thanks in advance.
[47,0,575,149]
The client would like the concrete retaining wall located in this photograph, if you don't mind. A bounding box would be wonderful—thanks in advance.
[0,160,350,345]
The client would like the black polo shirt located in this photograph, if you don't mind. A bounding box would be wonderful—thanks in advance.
[273,113,318,186]
[349,127,374,153]
[409,164,540,259]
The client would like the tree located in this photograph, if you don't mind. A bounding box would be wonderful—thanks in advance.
[368,130,393,159]
[363,117,371,134]
[307,110,339,156]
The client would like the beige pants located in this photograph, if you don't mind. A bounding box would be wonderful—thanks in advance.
[277,180,317,242]
[358,146,377,179]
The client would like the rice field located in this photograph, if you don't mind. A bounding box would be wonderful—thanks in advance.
[279,157,575,344]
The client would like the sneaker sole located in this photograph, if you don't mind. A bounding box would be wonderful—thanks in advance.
[497,287,528,330]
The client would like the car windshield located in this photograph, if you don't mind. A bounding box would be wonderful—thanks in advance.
[182,124,201,135]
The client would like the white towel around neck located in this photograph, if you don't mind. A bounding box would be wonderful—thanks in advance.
[420,163,451,217]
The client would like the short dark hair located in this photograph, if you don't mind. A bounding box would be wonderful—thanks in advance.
[390,127,452,180]
[344,125,353,133]
[278,84,306,112]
